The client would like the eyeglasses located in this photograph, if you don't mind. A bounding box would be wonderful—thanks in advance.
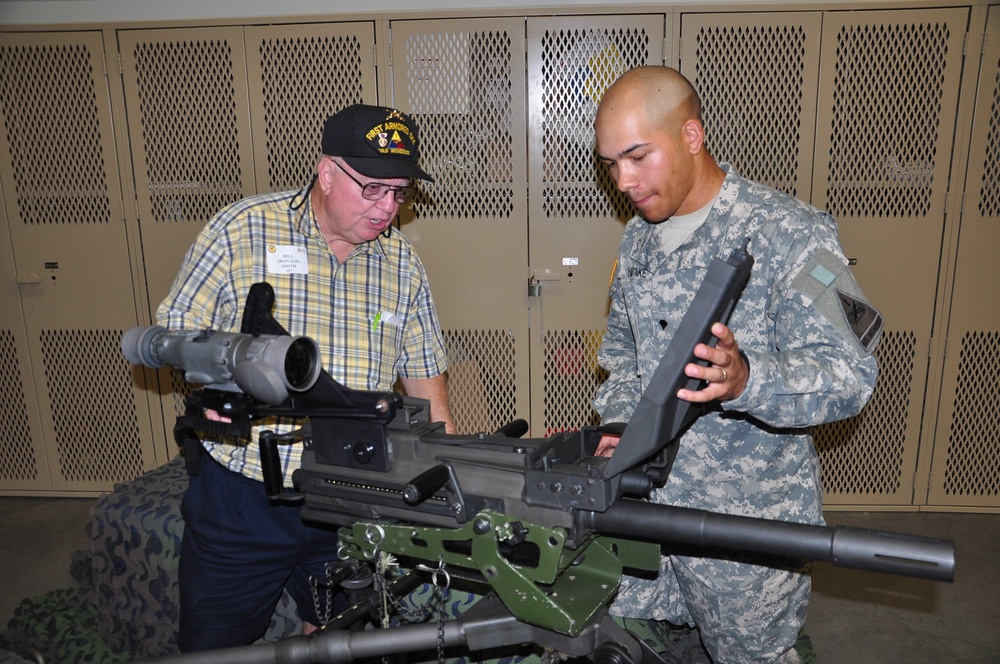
[331,159,415,204]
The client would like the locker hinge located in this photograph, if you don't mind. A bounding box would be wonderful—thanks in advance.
[665,37,673,62]
[960,191,966,218]
[962,32,967,57]
[117,52,123,76]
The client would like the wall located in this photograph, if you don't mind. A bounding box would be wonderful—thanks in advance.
[0,0,877,25]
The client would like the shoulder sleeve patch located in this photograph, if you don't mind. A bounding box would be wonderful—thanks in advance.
[790,248,847,306]
[788,248,884,353]
[837,290,884,352]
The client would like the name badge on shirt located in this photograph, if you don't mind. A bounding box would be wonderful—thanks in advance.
[266,245,308,275]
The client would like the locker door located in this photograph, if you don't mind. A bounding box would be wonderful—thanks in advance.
[0,164,49,491]
[245,22,378,193]
[0,31,156,491]
[526,16,665,435]
[927,6,1000,508]
[118,27,256,319]
[812,8,967,505]
[389,18,529,435]
[679,12,822,199]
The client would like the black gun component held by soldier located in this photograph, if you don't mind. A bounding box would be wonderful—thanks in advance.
[123,254,955,664]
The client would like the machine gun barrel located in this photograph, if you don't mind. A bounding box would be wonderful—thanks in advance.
[136,594,616,664]
[581,500,955,582]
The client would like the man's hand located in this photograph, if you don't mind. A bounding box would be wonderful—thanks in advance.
[203,408,232,423]
[677,322,748,403]
[595,434,620,457]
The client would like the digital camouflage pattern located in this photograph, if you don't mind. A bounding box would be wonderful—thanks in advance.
[594,164,882,662]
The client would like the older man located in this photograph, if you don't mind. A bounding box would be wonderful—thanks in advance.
[158,104,455,651]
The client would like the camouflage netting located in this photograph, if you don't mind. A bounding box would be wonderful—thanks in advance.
[85,457,300,658]
[3,457,299,662]
[5,586,128,664]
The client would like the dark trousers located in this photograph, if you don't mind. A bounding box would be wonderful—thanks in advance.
[177,453,345,652]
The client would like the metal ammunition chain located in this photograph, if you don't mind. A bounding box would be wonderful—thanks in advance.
[430,560,450,664]
[309,560,339,627]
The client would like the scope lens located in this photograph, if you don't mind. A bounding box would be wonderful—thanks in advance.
[284,337,319,389]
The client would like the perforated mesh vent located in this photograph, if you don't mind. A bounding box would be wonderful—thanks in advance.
[168,370,198,422]
[0,331,39,482]
[0,42,111,225]
[257,34,366,191]
[815,331,913,497]
[543,329,608,435]
[825,22,950,218]
[978,63,1000,217]
[130,39,244,223]
[41,330,143,483]
[539,29,647,219]
[690,25,808,197]
[443,329,517,435]
[405,30,516,219]
[941,332,1000,497]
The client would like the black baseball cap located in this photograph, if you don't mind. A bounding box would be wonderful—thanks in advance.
[321,104,434,182]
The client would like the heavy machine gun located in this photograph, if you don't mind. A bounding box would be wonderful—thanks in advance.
[123,246,954,664]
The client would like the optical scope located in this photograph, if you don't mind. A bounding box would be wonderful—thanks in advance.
[122,326,322,405]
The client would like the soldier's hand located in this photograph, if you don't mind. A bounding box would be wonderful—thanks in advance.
[595,434,620,457]
[677,322,748,403]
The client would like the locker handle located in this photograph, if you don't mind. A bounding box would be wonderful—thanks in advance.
[16,273,40,284]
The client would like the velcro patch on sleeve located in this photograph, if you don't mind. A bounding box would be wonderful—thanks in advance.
[837,290,883,352]
[789,249,847,307]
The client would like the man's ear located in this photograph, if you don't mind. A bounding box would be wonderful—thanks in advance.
[316,157,335,193]
[682,119,705,155]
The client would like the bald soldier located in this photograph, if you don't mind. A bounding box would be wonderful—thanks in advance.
[592,66,883,662]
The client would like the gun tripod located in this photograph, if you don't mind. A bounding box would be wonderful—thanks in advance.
[141,561,675,664]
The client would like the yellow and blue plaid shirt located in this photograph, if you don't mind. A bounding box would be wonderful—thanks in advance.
[156,188,448,484]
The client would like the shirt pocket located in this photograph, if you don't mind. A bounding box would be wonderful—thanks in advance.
[329,309,405,389]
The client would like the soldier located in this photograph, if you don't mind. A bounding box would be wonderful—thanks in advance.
[593,66,883,662]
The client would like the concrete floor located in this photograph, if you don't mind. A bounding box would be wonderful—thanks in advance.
[0,497,997,663]
[809,511,1000,663]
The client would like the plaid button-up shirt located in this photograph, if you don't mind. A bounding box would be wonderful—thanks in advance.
[156,188,448,484]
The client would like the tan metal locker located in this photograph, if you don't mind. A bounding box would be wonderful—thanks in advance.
[389,17,529,435]
[0,163,50,491]
[526,16,665,436]
[679,12,822,199]
[679,8,970,507]
[119,26,256,317]
[927,5,1000,508]
[244,22,378,193]
[0,31,158,492]
[811,7,967,506]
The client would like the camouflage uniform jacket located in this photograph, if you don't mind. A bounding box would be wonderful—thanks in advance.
[593,164,882,524]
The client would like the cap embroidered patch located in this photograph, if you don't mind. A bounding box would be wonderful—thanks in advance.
[321,104,433,181]
[364,111,417,158]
